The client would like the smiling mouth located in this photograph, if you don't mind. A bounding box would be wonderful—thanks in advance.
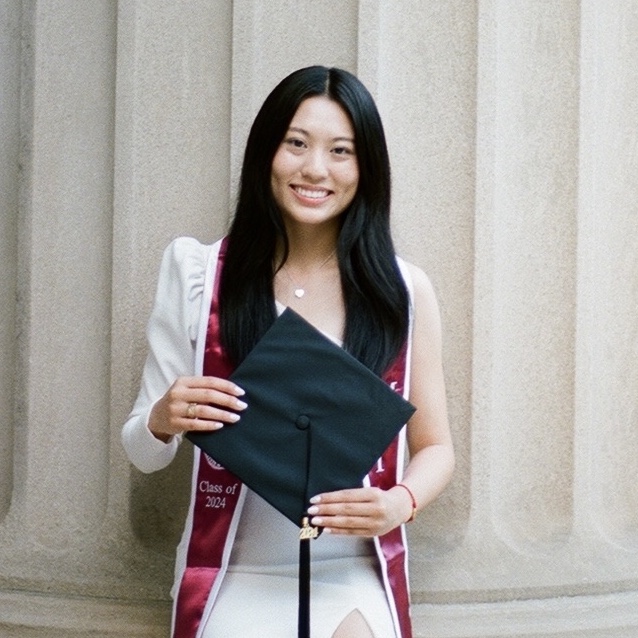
[292,185,331,199]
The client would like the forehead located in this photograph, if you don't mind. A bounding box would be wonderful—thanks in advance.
[288,96,355,140]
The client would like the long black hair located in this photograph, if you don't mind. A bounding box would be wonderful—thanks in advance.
[219,66,409,376]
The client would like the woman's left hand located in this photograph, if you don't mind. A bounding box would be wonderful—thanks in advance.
[307,486,413,537]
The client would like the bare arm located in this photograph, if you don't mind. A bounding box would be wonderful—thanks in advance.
[393,263,455,514]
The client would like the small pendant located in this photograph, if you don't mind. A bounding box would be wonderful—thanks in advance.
[294,288,305,298]
[299,517,319,540]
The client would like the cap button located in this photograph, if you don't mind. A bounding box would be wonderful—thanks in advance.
[295,414,310,430]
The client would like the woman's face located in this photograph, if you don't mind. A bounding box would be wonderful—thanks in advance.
[270,96,359,233]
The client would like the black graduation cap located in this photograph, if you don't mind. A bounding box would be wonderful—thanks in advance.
[186,308,415,637]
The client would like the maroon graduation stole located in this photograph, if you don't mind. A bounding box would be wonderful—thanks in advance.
[172,238,413,638]
[369,345,413,638]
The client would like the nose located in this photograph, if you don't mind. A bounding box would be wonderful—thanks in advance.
[301,149,328,181]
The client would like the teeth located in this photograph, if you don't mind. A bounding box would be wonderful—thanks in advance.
[294,186,329,199]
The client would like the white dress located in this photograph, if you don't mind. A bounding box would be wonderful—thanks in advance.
[122,238,397,638]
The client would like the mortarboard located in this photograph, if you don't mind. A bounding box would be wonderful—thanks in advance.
[186,308,415,637]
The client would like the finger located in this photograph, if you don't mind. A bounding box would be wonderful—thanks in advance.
[179,376,245,396]
[176,401,241,428]
[179,416,225,432]
[321,525,373,537]
[188,403,242,424]
[165,379,242,408]
[308,501,370,518]
[310,514,374,535]
[310,488,376,505]
[183,388,248,412]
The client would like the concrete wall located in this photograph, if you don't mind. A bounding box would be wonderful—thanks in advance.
[1,1,637,636]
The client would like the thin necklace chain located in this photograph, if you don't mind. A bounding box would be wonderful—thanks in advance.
[281,251,336,299]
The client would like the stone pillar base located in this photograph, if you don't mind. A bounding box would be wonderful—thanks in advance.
[413,591,638,638]
[0,590,170,638]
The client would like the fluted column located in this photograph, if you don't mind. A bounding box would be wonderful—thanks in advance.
[111,0,234,564]
[0,1,167,635]
[369,0,478,561]
[575,0,638,548]
[1,0,115,562]
[2,2,638,637]
[0,0,20,523]
[411,1,638,635]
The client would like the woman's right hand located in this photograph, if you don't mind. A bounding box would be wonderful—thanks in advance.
[148,376,247,442]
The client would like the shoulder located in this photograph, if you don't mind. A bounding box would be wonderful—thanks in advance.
[146,237,225,346]
[156,237,222,294]
[160,236,218,272]
[151,237,223,332]
[397,259,440,309]
[399,259,444,342]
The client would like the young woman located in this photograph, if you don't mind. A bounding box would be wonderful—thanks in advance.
[122,66,454,638]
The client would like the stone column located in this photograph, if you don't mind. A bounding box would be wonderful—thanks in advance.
[0,1,169,635]
[1,1,637,637]
[409,1,638,635]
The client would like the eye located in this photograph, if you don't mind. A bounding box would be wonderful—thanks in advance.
[332,145,355,157]
[285,137,306,149]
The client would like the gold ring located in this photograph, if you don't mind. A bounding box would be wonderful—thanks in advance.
[187,402,197,419]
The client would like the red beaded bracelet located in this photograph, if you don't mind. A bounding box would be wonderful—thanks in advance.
[396,483,417,523]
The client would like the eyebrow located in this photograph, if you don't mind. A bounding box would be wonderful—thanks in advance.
[287,126,355,144]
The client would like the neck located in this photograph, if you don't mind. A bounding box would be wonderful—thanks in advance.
[276,225,339,272]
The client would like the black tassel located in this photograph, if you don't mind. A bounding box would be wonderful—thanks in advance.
[298,534,311,638]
